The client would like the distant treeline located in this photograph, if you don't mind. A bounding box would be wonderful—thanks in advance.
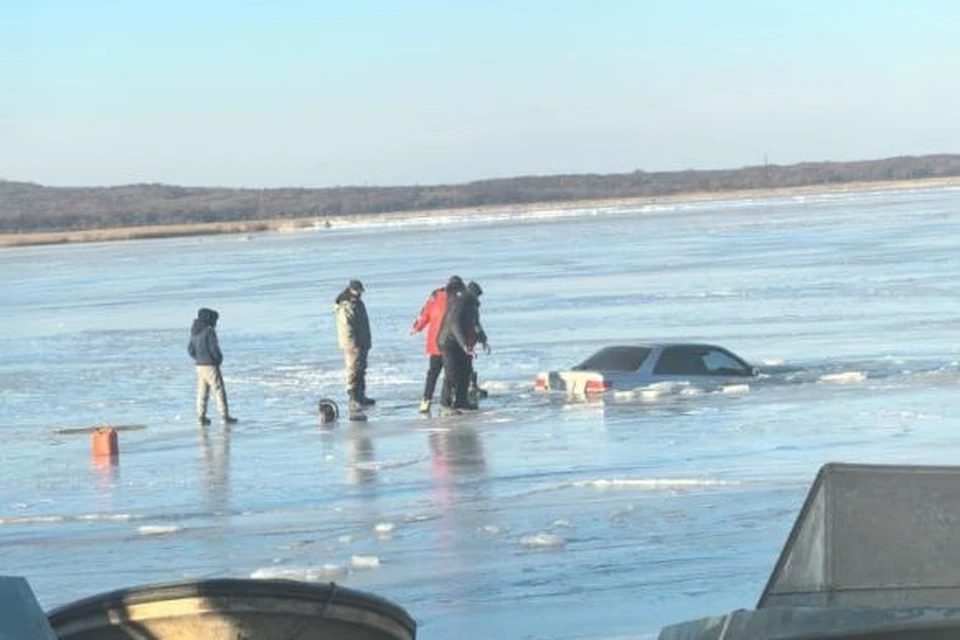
[2,154,960,234]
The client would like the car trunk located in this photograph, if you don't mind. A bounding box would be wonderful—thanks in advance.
[541,371,610,394]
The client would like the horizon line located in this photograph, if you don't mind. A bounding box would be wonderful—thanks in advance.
[3,152,958,192]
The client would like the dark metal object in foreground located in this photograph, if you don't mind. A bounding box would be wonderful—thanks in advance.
[48,578,416,640]
[659,463,960,639]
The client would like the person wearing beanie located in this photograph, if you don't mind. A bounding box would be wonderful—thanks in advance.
[410,275,465,413]
[466,281,491,401]
[440,280,491,406]
[334,279,374,418]
[187,307,238,425]
[436,278,482,411]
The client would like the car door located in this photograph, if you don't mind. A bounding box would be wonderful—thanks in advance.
[651,346,707,380]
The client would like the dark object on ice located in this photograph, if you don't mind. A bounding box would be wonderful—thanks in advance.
[468,371,488,399]
[0,575,57,639]
[47,578,416,640]
[348,403,368,422]
[760,462,960,609]
[658,462,960,639]
[318,398,339,424]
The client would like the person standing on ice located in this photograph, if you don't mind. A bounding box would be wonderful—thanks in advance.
[440,280,491,406]
[188,307,239,426]
[410,275,465,414]
[465,280,491,401]
[437,280,481,411]
[335,279,374,419]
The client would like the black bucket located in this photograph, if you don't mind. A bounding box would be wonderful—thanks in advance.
[318,398,340,425]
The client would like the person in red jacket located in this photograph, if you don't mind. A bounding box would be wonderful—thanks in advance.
[410,275,465,413]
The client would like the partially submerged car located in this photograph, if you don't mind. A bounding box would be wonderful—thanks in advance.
[533,343,757,395]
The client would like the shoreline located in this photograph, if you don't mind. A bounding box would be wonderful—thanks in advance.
[2,176,958,248]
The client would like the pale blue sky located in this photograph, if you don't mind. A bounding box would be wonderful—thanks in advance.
[2,0,958,187]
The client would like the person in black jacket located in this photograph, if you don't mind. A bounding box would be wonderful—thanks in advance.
[466,281,491,401]
[440,281,491,406]
[436,284,481,411]
[188,307,238,425]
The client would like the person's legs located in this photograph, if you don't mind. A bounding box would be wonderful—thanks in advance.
[451,349,474,409]
[468,368,488,400]
[209,366,236,423]
[343,348,360,407]
[440,346,458,408]
[196,366,211,424]
[462,354,473,400]
[343,348,368,420]
[421,355,443,411]
[356,348,374,405]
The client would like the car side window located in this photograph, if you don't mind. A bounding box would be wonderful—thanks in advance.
[653,347,708,375]
[574,347,651,372]
[701,348,751,376]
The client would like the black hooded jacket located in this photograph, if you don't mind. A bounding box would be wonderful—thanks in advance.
[437,290,480,352]
[188,308,223,366]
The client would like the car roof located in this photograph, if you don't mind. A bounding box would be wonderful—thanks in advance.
[571,343,743,372]
[595,342,726,351]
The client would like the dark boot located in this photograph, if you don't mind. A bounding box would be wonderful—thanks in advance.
[348,392,366,420]
[355,378,375,406]
[468,372,488,399]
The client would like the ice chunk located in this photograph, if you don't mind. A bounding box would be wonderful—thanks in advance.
[520,533,566,548]
[350,555,381,569]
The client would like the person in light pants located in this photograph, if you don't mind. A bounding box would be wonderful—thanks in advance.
[188,307,238,425]
[334,279,374,418]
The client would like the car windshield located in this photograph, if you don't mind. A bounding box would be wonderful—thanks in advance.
[572,346,651,372]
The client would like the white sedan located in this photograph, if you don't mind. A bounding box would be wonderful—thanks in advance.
[533,343,757,395]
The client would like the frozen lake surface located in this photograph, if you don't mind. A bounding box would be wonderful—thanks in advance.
[2,185,960,639]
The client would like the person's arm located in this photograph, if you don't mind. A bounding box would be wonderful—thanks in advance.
[343,302,359,346]
[452,303,477,354]
[361,302,372,350]
[207,330,224,366]
[410,296,432,335]
[476,321,491,354]
[451,321,471,354]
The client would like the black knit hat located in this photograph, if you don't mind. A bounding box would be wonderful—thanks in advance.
[446,275,465,293]
[348,279,365,292]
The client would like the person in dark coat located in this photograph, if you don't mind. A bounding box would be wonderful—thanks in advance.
[335,279,374,416]
[436,283,481,411]
[410,275,465,413]
[188,307,238,425]
[466,281,491,400]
